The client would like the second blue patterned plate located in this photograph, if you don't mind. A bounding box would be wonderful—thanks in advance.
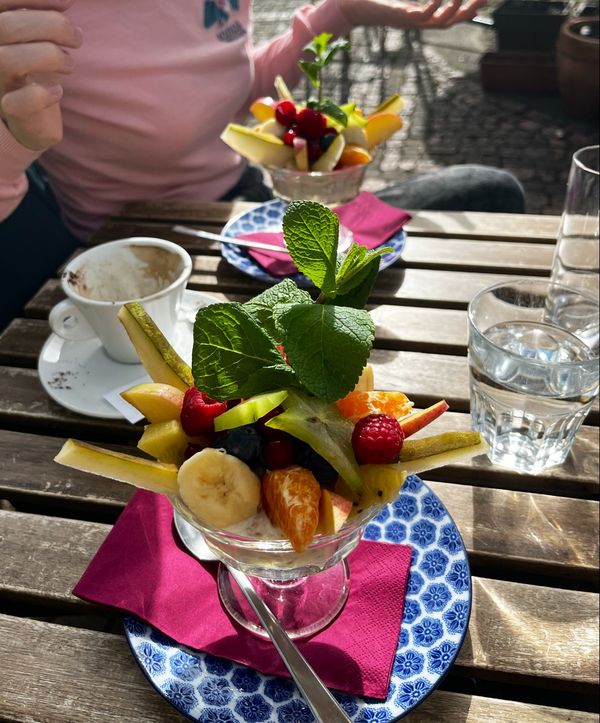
[124,474,471,721]
[219,199,406,287]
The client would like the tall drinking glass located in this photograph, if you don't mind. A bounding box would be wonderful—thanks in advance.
[551,145,599,295]
[468,279,599,474]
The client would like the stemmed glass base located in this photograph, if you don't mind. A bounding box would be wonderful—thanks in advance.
[217,559,350,640]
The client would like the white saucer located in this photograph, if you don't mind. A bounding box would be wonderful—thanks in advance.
[38,290,220,420]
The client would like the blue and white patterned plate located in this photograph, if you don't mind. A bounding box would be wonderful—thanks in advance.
[124,474,471,722]
[220,199,406,287]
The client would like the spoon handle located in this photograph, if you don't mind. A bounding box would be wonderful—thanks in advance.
[227,566,352,723]
[172,225,290,255]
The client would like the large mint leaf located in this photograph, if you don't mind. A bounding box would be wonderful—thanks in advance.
[283,201,338,293]
[275,303,374,402]
[244,280,312,340]
[192,303,297,399]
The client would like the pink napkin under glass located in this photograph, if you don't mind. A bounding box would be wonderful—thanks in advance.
[241,191,411,277]
[74,490,412,699]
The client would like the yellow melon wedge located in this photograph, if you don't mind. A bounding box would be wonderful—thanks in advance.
[398,435,489,477]
[364,112,403,150]
[274,74,294,100]
[220,123,293,166]
[118,303,194,392]
[368,94,404,118]
[54,439,179,495]
[312,133,345,172]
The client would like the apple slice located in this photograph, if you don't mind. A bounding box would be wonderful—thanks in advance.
[118,302,194,392]
[54,439,179,495]
[364,112,403,150]
[311,133,345,172]
[293,136,309,171]
[353,364,374,392]
[220,123,293,166]
[214,390,288,432]
[249,96,276,122]
[399,400,449,439]
[255,118,286,139]
[121,382,184,423]
[137,419,190,465]
[317,489,353,534]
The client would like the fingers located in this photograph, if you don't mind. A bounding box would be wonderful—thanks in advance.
[0,82,64,149]
[423,0,487,27]
[0,0,75,11]
[0,9,82,47]
[0,41,74,92]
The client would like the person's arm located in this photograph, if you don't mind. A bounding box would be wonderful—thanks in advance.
[246,0,485,111]
[0,0,82,222]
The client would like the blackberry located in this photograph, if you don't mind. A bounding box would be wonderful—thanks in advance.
[299,445,338,484]
[217,425,263,464]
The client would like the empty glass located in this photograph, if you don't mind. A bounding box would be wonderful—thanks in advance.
[551,145,599,295]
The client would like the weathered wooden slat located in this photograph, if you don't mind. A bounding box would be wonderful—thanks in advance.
[404,209,561,242]
[1,614,593,723]
[0,367,140,444]
[0,511,597,688]
[91,219,556,274]
[3,306,470,369]
[428,481,599,580]
[111,202,562,242]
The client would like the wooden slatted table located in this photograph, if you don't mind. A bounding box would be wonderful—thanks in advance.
[0,202,598,723]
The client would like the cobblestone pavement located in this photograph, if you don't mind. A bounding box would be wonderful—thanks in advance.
[251,6,599,215]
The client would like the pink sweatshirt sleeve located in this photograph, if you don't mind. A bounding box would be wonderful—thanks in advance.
[247,0,352,108]
[0,122,41,223]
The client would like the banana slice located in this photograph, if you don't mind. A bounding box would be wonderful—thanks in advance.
[177,447,261,529]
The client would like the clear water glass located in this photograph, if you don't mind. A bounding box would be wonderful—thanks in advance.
[551,145,599,295]
[468,279,599,474]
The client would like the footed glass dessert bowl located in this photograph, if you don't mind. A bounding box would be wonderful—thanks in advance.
[265,162,370,207]
[173,497,374,639]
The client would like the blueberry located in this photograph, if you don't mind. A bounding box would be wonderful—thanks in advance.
[299,445,338,483]
[217,425,263,464]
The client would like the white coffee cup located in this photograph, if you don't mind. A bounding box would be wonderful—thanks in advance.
[49,237,193,363]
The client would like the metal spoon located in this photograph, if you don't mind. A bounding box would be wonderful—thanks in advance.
[173,511,351,723]
[172,225,291,255]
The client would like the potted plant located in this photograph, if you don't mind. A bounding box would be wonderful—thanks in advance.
[556,16,599,117]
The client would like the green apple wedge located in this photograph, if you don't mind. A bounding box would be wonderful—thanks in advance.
[54,439,179,495]
[118,302,194,392]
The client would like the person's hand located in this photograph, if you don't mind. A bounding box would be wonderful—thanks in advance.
[0,0,82,152]
[338,0,486,30]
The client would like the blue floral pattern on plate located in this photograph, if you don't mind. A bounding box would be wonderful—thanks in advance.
[219,199,406,287]
[124,475,471,721]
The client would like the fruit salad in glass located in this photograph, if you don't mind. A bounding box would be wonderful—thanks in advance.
[220,33,404,205]
[55,201,485,638]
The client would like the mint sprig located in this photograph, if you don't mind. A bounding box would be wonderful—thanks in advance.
[192,202,382,402]
[299,32,350,124]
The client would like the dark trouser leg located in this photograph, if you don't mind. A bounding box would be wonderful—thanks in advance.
[375,164,526,213]
[0,166,81,332]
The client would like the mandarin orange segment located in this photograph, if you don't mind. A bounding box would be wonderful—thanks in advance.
[335,390,413,424]
[262,466,321,552]
[339,143,372,167]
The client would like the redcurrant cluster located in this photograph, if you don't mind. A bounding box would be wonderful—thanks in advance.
[275,100,338,164]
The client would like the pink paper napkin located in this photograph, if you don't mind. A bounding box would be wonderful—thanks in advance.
[242,191,411,277]
[74,490,412,699]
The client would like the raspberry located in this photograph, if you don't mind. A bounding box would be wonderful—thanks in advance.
[351,413,404,464]
[264,437,295,469]
[180,387,227,436]
[274,100,296,127]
